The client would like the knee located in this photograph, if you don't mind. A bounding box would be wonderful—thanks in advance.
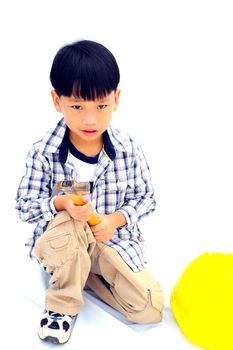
[127,290,164,324]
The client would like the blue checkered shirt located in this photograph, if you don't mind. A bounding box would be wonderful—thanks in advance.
[15,118,156,271]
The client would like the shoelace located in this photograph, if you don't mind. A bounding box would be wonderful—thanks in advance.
[48,312,66,321]
[48,311,73,319]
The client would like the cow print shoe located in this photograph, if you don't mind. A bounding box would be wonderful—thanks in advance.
[38,310,76,344]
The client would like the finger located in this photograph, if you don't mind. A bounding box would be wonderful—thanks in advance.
[95,213,102,221]
[76,204,92,215]
[92,229,103,237]
[83,202,92,208]
[91,224,103,233]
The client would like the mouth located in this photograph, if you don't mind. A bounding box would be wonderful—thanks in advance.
[81,130,98,136]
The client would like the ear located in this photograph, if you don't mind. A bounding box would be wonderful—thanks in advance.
[113,89,121,111]
[51,90,62,113]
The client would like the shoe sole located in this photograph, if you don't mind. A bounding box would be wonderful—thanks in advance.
[41,335,60,344]
[38,327,71,344]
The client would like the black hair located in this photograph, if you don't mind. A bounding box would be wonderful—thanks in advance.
[50,40,120,100]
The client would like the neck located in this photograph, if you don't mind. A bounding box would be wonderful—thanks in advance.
[69,133,103,157]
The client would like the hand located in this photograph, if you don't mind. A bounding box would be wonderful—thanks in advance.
[91,211,126,242]
[54,195,93,221]
[91,214,117,242]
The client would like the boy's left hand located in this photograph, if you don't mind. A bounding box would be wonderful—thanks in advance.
[90,214,117,242]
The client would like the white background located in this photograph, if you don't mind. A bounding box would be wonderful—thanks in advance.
[0,1,233,349]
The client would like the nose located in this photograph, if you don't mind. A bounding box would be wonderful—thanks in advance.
[82,110,97,126]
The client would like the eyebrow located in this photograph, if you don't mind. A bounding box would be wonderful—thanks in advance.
[70,97,111,103]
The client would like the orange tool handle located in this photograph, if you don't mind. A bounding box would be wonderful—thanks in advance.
[68,192,101,226]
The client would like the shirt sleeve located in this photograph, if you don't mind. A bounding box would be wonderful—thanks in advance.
[15,146,57,224]
[118,144,156,227]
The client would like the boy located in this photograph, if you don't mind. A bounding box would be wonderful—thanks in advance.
[15,40,164,344]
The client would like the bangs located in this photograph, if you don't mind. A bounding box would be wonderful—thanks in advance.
[71,56,118,100]
[50,40,120,100]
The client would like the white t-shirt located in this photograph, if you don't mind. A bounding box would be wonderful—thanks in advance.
[69,153,97,182]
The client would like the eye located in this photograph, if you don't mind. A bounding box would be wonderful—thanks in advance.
[98,104,107,110]
[72,105,82,110]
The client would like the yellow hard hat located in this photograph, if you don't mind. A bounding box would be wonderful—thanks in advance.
[170,252,233,350]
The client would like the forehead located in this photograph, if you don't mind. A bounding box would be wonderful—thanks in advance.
[67,91,115,103]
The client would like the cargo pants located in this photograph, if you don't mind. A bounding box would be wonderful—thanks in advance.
[34,211,164,323]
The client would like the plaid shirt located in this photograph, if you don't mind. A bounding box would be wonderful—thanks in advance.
[15,118,156,271]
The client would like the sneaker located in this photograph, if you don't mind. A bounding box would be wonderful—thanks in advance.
[38,310,76,344]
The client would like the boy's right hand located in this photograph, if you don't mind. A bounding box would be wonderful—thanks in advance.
[54,195,93,221]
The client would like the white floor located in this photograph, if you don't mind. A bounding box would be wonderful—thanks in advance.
[1,215,200,350]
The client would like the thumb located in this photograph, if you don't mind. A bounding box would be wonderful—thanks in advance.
[95,213,104,222]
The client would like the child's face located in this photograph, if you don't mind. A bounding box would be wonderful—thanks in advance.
[51,90,120,144]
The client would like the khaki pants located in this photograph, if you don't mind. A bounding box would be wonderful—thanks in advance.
[34,211,164,323]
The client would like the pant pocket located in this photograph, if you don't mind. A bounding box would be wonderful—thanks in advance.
[34,227,77,272]
[111,272,149,312]
[148,284,164,313]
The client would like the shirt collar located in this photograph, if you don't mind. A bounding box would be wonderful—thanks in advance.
[39,118,132,163]
[59,126,69,164]
[58,127,116,164]
[38,118,66,155]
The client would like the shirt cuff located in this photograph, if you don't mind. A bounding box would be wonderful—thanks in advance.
[118,206,138,227]
[50,196,58,215]
[40,197,58,222]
